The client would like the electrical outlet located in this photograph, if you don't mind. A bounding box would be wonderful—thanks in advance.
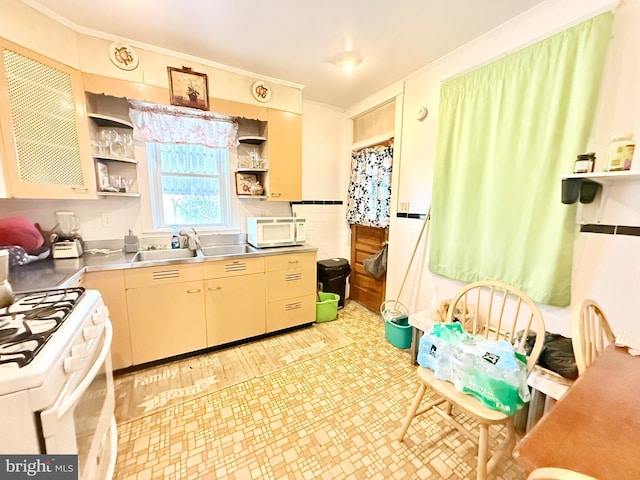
[398,202,410,213]
[101,211,114,227]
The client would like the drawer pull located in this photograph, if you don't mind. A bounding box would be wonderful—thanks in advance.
[271,192,282,197]
[284,302,302,311]
[285,273,302,282]
[186,289,201,294]
[288,260,299,264]
[208,286,222,291]
[72,187,89,193]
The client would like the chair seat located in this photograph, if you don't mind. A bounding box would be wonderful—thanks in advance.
[418,367,510,424]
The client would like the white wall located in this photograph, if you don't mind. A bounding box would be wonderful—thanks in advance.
[381,0,639,337]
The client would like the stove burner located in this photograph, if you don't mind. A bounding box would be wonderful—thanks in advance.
[0,287,85,368]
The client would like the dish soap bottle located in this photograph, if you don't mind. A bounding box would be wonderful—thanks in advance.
[124,229,139,253]
[171,231,180,249]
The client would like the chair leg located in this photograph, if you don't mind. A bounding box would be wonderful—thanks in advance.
[397,383,427,441]
[476,424,489,480]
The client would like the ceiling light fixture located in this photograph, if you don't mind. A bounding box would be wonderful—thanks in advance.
[333,50,363,70]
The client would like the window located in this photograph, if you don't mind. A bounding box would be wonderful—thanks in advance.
[147,143,231,229]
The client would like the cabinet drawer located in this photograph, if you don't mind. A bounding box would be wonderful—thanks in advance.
[266,252,316,272]
[203,256,265,278]
[124,263,203,289]
[267,294,316,332]
[267,263,316,301]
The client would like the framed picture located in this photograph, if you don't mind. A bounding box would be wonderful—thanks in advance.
[167,66,209,110]
[235,172,258,195]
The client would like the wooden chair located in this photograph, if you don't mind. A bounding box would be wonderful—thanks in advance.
[571,299,615,375]
[526,467,597,479]
[397,280,546,480]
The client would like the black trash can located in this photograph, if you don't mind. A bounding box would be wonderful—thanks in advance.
[317,258,351,309]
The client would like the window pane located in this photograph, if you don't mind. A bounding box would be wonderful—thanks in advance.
[148,142,230,229]
[158,144,220,175]
[160,175,221,225]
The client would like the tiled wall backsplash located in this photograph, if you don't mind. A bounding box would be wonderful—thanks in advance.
[292,202,349,262]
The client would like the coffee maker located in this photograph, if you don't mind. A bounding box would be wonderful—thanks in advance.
[51,211,83,258]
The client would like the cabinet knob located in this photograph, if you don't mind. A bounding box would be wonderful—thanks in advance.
[186,289,201,294]
[208,286,222,291]
[271,192,282,197]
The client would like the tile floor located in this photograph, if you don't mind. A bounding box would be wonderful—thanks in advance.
[113,301,526,479]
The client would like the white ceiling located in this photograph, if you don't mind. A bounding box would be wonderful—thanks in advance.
[25,0,549,108]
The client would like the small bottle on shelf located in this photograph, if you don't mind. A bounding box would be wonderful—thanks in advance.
[574,152,595,174]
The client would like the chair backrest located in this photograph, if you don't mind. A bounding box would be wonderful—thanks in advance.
[571,299,615,375]
[526,467,597,480]
[445,280,546,373]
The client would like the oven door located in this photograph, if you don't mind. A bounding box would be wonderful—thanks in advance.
[40,319,116,480]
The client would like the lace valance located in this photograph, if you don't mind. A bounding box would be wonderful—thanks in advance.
[128,100,238,148]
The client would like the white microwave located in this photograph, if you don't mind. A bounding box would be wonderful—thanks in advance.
[247,217,306,248]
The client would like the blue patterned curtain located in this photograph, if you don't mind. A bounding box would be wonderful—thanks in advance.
[346,145,393,228]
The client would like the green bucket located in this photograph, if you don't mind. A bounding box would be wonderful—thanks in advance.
[385,319,412,349]
[316,292,340,322]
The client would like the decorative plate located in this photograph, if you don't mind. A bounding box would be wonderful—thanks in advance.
[109,43,139,71]
[251,81,272,103]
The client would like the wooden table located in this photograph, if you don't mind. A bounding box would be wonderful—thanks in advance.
[513,345,640,479]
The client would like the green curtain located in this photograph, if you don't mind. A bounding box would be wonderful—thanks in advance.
[428,13,613,307]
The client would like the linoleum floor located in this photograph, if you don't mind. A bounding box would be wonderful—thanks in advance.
[113,300,526,479]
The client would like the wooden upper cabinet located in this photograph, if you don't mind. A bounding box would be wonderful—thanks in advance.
[267,109,302,201]
[0,39,95,199]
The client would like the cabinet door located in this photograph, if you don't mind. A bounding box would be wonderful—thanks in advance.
[0,39,95,199]
[267,109,302,201]
[127,280,206,365]
[83,270,132,370]
[267,294,316,332]
[205,273,266,347]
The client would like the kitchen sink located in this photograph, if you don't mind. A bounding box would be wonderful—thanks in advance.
[133,248,197,262]
[200,244,257,256]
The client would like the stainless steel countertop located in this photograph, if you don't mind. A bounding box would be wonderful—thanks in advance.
[8,244,318,293]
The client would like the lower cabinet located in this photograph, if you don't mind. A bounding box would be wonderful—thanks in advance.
[205,274,266,346]
[93,251,317,367]
[204,257,266,347]
[266,252,317,332]
[124,264,206,365]
[83,270,133,370]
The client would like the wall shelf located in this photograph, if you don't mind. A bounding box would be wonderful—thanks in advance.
[88,112,133,129]
[238,135,266,144]
[97,191,140,198]
[93,154,138,164]
[562,171,640,185]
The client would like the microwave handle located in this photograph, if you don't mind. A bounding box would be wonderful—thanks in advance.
[43,321,113,421]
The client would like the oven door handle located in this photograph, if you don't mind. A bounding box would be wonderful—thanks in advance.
[47,321,113,421]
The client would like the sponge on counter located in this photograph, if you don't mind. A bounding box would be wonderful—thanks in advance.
[0,216,45,253]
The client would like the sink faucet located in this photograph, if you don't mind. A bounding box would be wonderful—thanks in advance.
[179,229,200,252]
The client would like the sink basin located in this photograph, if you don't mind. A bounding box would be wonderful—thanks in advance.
[133,248,197,262]
[200,244,257,256]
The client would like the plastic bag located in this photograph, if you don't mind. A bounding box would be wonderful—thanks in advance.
[451,339,529,414]
[521,331,578,380]
[417,323,468,381]
[363,243,387,279]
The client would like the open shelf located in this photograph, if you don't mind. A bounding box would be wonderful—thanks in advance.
[88,113,133,129]
[93,154,137,164]
[238,135,266,144]
[562,171,640,185]
[97,191,140,198]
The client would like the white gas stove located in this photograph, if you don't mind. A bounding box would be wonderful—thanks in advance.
[0,287,116,480]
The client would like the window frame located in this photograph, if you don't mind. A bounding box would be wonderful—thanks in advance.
[146,142,232,231]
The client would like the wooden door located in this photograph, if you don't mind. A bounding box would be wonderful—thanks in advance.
[349,225,388,313]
